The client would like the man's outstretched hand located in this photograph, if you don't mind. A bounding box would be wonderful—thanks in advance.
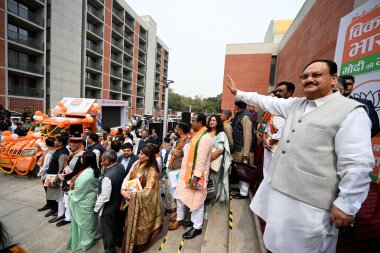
[226,75,237,95]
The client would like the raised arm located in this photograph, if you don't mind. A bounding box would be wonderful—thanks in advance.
[226,75,296,118]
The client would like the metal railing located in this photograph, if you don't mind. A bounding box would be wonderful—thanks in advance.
[125,20,134,30]
[111,38,122,49]
[122,86,132,94]
[124,46,133,56]
[155,76,160,82]
[138,68,146,75]
[138,55,146,64]
[85,77,102,88]
[87,4,103,21]
[137,91,144,97]
[8,84,44,98]
[139,44,147,52]
[111,54,122,64]
[125,33,134,44]
[110,83,121,92]
[113,8,123,21]
[86,61,102,71]
[8,60,44,75]
[136,102,144,108]
[110,69,122,78]
[139,32,147,41]
[86,41,103,54]
[124,61,133,69]
[137,79,145,86]
[112,24,123,35]
[123,74,132,82]
[7,30,44,51]
[7,0,44,27]
[87,25,103,38]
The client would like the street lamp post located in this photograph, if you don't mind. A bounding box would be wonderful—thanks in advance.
[162,79,174,139]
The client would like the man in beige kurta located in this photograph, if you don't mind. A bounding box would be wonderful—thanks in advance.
[176,113,212,239]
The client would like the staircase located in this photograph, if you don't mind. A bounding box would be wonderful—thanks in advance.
[144,193,266,253]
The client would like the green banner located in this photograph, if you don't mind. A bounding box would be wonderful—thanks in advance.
[340,52,380,76]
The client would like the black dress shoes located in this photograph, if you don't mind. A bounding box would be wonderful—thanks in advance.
[44,209,55,217]
[230,187,240,192]
[56,220,71,227]
[232,193,248,199]
[52,211,58,217]
[182,220,193,228]
[182,227,202,239]
[37,204,50,212]
[48,216,65,223]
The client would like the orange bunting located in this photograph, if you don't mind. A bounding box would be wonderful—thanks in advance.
[2,131,11,136]
[88,118,94,123]
[27,131,34,136]
[63,119,70,125]
[4,136,12,142]
[91,107,97,112]
[62,107,67,112]
[42,114,48,119]
[35,111,42,116]
[57,102,64,107]
[83,118,89,123]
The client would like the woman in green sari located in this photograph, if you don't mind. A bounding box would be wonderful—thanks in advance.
[67,151,101,252]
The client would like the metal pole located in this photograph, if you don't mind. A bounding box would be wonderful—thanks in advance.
[163,86,169,138]
[162,79,173,139]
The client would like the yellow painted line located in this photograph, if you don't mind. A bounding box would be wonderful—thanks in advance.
[229,210,233,230]
[177,239,185,253]
[158,235,167,251]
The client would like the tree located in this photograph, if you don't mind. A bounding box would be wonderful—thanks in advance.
[169,89,221,114]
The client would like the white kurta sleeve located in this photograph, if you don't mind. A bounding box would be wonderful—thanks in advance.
[236,90,297,118]
[271,116,286,141]
[333,107,374,216]
[94,177,112,216]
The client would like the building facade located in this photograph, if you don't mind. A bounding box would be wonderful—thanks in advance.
[0,0,169,116]
[221,0,367,110]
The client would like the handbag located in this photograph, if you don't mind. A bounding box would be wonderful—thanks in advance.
[231,160,257,183]
[210,148,223,172]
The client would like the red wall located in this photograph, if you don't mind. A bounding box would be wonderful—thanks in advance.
[221,53,272,111]
[276,0,354,97]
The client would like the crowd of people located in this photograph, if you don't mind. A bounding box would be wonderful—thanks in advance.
[0,59,378,253]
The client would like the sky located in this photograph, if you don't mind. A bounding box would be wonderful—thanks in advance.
[126,0,306,98]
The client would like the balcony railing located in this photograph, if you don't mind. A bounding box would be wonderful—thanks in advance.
[110,83,121,92]
[137,90,144,97]
[122,86,131,94]
[86,41,103,54]
[125,20,134,30]
[111,54,122,64]
[8,60,44,75]
[138,55,146,64]
[155,76,160,82]
[110,69,122,78]
[124,61,133,69]
[85,78,102,88]
[87,25,103,38]
[112,24,123,35]
[8,30,44,51]
[113,8,123,21]
[138,68,146,75]
[154,95,160,101]
[86,61,102,71]
[137,80,145,86]
[125,34,134,44]
[87,4,103,21]
[139,32,147,41]
[139,44,147,52]
[111,38,122,49]
[136,102,144,108]
[123,74,132,82]
[7,0,44,27]
[124,47,133,56]
[8,84,44,98]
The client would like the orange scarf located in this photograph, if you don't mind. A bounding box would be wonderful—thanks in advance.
[184,127,208,189]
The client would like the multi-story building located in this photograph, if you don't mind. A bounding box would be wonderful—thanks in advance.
[0,0,169,117]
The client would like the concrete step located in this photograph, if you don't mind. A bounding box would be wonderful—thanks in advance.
[228,197,265,253]
[200,204,229,253]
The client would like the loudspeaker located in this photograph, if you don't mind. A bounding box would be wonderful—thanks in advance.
[181,112,191,125]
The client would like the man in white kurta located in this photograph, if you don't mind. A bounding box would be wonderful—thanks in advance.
[227,60,374,253]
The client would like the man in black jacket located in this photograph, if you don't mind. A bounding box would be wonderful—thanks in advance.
[339,76,380,138]
[86,133,105,164]
[117,142,138,177]
[95,150,125,253]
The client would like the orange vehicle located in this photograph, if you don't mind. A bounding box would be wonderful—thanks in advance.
[0,97,101,176]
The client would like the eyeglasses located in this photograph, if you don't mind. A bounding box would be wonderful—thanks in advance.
[299,72,330,80]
